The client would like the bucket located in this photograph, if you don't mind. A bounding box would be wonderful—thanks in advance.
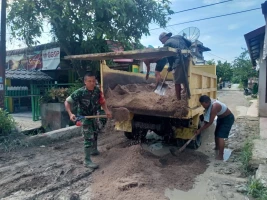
[132,65,139,73]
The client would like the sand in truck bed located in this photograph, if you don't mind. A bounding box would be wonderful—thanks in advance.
[105,83,189,118]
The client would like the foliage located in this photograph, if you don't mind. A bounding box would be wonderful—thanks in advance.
[0,109,16,136]
[238,82,244,90]
[40,87,69,103]
[232,49,258,87]
[67,81,83,95]
[216,60,233,83]
[239,140,253,175]
[206,59,216,65]
[40,81,84,103]
[252,83,258,95]
[0,137,29,152]
[247,178,267,200]
[7,0,173,61]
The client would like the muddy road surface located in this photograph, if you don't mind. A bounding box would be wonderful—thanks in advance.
[0,88,258,199]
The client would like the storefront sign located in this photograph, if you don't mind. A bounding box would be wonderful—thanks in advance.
[6,52,42,70]
[42,47,60,70]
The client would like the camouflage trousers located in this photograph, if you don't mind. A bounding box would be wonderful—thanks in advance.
[81,119,98,148]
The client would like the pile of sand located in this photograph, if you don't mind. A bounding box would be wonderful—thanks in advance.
[105,83,189,118]
[91,145,209,200]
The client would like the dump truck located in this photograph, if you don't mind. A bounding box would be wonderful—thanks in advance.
[65,47,217,148]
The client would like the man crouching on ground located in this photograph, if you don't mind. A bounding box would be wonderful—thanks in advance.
[65,72,112,169]
[194,95,235,160]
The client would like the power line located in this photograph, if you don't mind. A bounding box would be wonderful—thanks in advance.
[206,52,228,61]
[150,7,261,31]
[172,0,233,14]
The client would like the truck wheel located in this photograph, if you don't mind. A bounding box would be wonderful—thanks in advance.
[191,134,202,149]
[124,132,134,139]
[190,119,202,149]
[124,130,147,140]
[176,139,186,147]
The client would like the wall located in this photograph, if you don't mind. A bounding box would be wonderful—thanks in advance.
[41,103,70,131]
[258,45,267,117]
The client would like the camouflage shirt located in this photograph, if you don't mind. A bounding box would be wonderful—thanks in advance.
[66,86,105,116]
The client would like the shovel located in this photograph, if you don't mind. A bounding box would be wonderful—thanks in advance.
[169,135,196,156]
[154,71,169,95]
[75,107,131,123]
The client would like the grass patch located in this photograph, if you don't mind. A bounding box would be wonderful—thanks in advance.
[240,140,253,175]
[0,135,29,152]
[247,178,267,200]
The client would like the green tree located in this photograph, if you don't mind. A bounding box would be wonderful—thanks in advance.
[206,59,216,65]
[7,0,173,55]
[216,60,233,83]
[232,49,258,87]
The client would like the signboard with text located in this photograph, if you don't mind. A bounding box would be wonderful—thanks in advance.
[42,47,60,70]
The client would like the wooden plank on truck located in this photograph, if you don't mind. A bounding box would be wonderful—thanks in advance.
[64,47,179,61]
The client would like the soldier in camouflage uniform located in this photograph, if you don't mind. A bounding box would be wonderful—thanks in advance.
[65,72,112,169]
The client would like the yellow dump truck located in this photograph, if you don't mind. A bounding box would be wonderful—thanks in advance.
[65,47,217,148]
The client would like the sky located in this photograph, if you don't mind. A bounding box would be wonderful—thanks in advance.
[5,0,267,63]
[141,0,266,62]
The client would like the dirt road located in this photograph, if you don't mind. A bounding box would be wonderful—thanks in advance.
[0,88,259,200]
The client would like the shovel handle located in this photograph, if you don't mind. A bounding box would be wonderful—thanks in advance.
[84,115,107,119]
[178,135,196,153]
[159,71,169,90]
[162,71,169,83]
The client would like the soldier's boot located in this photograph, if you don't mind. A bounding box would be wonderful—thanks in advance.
[90,140,100,156]
[84,147,99,169]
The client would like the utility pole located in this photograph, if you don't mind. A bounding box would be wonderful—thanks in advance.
[0,0,6,109]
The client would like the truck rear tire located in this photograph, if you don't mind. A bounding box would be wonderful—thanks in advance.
[191,134,201,149]
[189,118,203,149]
[124,130,147,140]
[124,132,134,139]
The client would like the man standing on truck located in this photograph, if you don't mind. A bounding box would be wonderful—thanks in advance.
[159,32,191,100]
[65,72,112,169]
[144,32,191,100]
[194,95,235,160]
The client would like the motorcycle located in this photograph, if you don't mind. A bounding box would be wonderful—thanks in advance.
[244,88,252,96]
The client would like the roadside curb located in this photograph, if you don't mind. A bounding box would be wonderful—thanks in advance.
[25,126,82,146]
[250,117,267,187]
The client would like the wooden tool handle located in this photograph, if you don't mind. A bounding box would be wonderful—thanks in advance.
[84,115,107,119]
[162,71,169,83]
[178,135,196,153]
[159,71,169,90]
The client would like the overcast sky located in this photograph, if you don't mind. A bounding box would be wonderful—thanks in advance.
[6,0,266,63]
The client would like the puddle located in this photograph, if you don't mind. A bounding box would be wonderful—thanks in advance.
[165,180,211,200]
[224,148,232,161]
[165,188,197,200]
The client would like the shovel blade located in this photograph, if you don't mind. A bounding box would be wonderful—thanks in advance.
[154,83,168,95]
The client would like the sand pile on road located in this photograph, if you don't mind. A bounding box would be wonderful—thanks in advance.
[91,145,209,200]
[105,83,189,117]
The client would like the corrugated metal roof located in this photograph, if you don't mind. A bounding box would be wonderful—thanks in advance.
[244,26,265,66]
[6,69,53,81]
[6,42,59,56]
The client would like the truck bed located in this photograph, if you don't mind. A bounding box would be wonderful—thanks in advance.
[105,83,189,118]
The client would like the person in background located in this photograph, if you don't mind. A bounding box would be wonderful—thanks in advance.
[194,95,235,160]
